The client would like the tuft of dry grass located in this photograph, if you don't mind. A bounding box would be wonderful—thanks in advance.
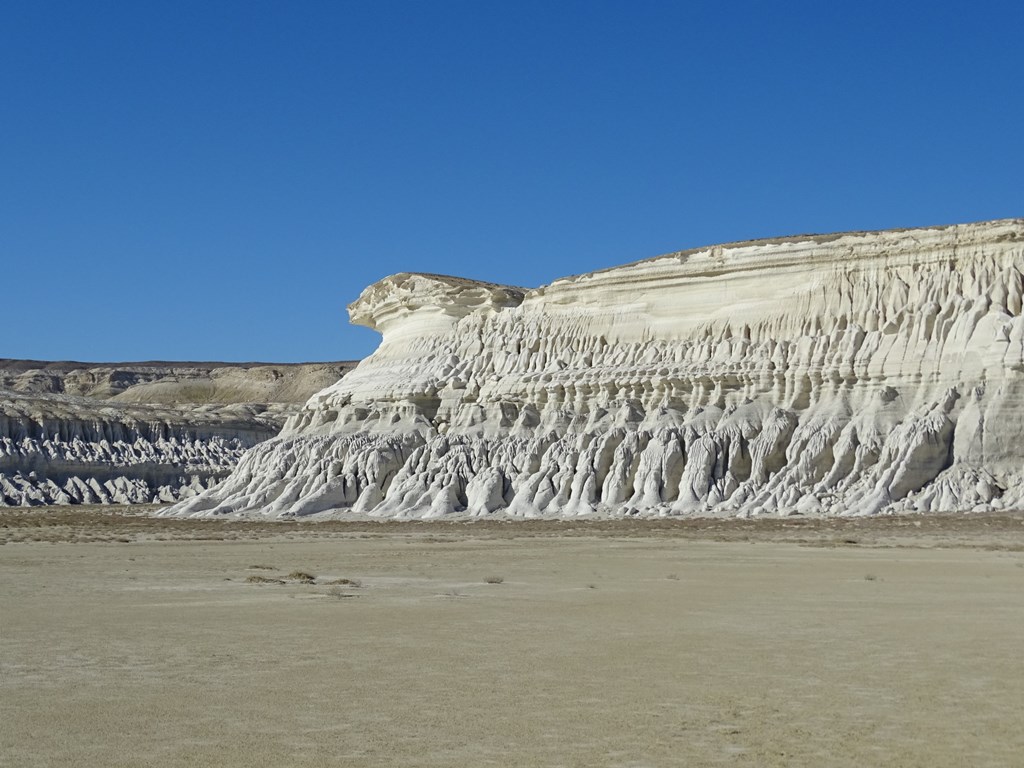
[483,575,504,584]
[245,575,285,585]
[324,577,362,587]
[287,570,316,583]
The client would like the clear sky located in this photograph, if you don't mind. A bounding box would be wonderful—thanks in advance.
[3,1,1021,363]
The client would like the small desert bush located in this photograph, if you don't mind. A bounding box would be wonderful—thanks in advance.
[287,570,316,583]
[324,577,362,587]
[246,575,284,584]
[483,575,504,584]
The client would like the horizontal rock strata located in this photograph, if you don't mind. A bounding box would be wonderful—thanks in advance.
[0,361,354,506]
[168,219,1024,519]
[0,360,354,404]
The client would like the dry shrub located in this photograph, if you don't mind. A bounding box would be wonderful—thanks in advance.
[287,570,316,583]
[483,575,504,584]
[246,575,285,584]
[324,577,362,587]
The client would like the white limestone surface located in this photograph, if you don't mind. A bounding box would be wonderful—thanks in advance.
[0,362,354,506]
[167,219,1024,519]
[0,391,289,505]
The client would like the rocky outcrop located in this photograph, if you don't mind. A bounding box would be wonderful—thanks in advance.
[167,219,1024,519]
[0,360,354,404]
[0,361,354,506]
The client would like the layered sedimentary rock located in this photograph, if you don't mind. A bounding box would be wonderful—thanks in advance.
[0,360,353,404]
[168,219,1024,519]
[0,361,354,506]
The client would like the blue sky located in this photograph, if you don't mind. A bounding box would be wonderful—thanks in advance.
[2,1,1021,363]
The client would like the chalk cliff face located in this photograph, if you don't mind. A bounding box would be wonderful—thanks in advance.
[0,361,353,506]
[168,219,1024,519]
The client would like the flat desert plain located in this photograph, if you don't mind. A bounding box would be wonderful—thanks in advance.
[2,509,1023,767]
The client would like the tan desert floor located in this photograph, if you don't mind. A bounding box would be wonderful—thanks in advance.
[2,510,1023,767]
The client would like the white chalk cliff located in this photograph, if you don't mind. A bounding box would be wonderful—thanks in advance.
[0,361,353,506]
[168,219,1024,519]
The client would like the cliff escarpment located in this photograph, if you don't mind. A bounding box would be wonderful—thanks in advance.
[0,361,354,505]
[168,219,1024,519]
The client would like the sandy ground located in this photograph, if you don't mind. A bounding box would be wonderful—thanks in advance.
[2,509,1023,767]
